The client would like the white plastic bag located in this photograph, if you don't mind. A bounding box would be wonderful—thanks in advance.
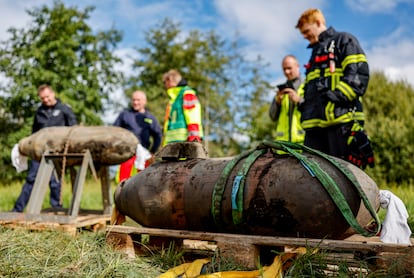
[11,143,28,173]
[134,144,152,170]
[379,190,412,245]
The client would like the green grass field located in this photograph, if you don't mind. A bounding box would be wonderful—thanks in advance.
[0,176,113,212]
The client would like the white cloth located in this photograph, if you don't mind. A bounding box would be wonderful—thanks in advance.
[134,144,152,170]
[379,190,412,245]
[11,143,28,173]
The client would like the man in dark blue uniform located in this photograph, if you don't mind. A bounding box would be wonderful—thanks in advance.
[113,90,162,182]
[12,85,78,212]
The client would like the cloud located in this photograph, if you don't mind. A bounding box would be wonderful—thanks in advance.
[364,20,414,87]
[101,46,141,124]
[113,47,136,76]
[0,1,42,39]
[104,0,173,35]
[212,0,326,83]
[368,39,414,86]
[212,0,414,88]
[213,0,323,52]
[344,0,412,13]
[1,0,413,93]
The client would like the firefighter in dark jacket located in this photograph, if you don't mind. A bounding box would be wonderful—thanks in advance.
[295,8,374,169]
[12,85,77,212]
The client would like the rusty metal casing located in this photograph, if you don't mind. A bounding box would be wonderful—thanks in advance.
[114,144,379,239]
[18,126,138,165]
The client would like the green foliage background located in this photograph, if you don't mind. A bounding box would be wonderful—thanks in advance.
[0,1,124,181]
[363,72,414,186]
[0,1,413,189]
[125,19,272,157]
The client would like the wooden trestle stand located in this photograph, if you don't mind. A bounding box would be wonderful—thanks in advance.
[0,150,112,234]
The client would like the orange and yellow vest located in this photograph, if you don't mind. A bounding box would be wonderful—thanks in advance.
[163,86,203,146]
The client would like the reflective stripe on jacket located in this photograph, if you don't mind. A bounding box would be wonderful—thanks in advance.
[163,86,203,145]
[301,27,369,130]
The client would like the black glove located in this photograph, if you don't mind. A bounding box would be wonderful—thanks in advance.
[346,128,375,169]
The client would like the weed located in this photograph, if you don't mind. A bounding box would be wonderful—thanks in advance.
[147,240,186,271]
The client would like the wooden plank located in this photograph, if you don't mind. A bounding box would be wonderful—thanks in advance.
[98,166,113,215]
[69,152,92,217]
[106,232,136,258]
[26,155,55,214]
[216,240,260,269]
[105,225,414,274]
[106,225,413,254]
[0,212,111,235]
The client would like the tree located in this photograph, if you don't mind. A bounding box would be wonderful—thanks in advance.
[125,18,271,157]
[0,0,124,181]
[235,64,275,148]
[364,72,414,186]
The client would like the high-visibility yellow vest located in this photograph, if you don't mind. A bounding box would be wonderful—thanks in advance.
[163,86,203,146]
[275,84,305,144]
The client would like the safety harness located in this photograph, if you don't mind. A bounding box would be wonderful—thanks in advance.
[211,140,381,237]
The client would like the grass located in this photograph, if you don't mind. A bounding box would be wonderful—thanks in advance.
[1,177,414,277]
[0,227,162,277]
[0,176,164,277]
[0,174,112,212]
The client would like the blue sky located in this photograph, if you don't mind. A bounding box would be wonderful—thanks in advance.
[1,0,414,122]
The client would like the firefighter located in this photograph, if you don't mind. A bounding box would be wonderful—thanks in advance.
[295,8,374,169]
[269,54,305,144]
[162,69,203,145]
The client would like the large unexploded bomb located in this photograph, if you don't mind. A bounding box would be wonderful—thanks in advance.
[18,125,138,165]
[114,141,380,239]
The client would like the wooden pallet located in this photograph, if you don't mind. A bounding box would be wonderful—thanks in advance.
[0,210,111,236]
[105,225,414,274]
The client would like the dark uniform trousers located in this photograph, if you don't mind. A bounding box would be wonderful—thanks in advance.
[13,159,61,212]
[304,122,352,160]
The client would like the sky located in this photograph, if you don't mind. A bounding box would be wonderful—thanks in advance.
[1,0,414,122]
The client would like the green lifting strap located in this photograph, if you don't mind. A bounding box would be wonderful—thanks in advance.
[260,140,381,237]
[231,149,267,225]
[211,149,256,228]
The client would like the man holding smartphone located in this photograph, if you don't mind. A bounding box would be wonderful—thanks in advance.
[269,54,305,144]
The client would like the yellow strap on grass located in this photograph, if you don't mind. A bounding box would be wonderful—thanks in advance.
[198,269,262,278]
[158,247,311,278]
[157,258,210,278]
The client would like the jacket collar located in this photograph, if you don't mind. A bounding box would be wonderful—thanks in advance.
[307,26,335,48]
[167,86,185,102]
[319,26,335,43]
